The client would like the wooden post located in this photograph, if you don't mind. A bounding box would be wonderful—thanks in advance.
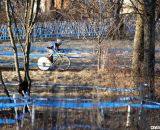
[13,94,19,130]
[126,105,131,127]
[31,103,35,128]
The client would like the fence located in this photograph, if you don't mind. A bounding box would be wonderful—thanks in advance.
[0,20,135,40]
[1,20,160,41]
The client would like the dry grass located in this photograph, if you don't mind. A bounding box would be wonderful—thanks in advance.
[1,39,160,99]
[1,68,133,87]
[0,67,136,99]
[1,64,160,98]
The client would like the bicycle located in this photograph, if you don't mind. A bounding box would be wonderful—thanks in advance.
[37,49,70,71]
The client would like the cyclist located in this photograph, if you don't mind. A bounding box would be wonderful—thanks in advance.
[47,38,62,51]
[47,38,63,62]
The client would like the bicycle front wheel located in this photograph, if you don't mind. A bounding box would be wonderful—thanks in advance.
[55,55,70,71]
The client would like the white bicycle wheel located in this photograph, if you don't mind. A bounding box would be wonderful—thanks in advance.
[37,57,52,70]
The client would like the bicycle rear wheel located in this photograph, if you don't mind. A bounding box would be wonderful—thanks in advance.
[54,55,70,71]
[37,57,52,70]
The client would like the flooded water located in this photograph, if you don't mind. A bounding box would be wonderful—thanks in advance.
[0,85,160,130]
[0,85,108,130]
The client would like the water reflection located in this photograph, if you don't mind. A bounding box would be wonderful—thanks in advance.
[0,86,108,130]
[0,85,160,130]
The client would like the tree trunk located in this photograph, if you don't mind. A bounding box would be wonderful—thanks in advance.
[0,71,11,101]
[97,36,102,71]
[5,0,22,85]
[24,34,32,95]
[0,71,15,113]
[131,1,156,128]
[143,0,156,99]
[132,2,144,87]
[107,0,124,39]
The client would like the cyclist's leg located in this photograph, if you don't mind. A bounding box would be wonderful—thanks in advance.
[47,54,53,63]
[47,48,54,63]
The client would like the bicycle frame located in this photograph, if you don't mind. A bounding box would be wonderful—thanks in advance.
[46,49,70,70]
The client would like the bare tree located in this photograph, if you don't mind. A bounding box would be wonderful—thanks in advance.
[5,0,41,96]
[66,0,124,70]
